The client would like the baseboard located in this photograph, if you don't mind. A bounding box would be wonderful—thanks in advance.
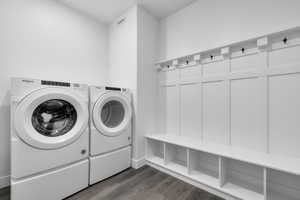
[131,157,146,169]
[0,175,10,189]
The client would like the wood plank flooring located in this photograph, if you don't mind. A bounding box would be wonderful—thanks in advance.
[0,166,224,200]
[0,187,9,200]
[67,166,224,200]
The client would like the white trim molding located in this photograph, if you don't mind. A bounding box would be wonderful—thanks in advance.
[131,157,146,169]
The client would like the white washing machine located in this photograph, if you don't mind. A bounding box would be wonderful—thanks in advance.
[11,78,89,200]
[89,86,132,185]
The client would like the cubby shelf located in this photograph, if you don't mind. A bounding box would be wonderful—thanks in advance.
[146,134,300,176]
[146,134,300,200]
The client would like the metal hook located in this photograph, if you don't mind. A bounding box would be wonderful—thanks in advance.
[210,55,214,60]
[283,37,288,44]
[241,48,245,53]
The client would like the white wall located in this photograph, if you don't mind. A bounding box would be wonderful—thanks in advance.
[159,0,300,60]
[0,0,108,188]
[108,6,138,91]
[108,5,159,166]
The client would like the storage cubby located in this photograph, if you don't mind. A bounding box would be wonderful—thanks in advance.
[221,158,265,200]
[188,149,219,186]
[146,139,164,165]
[267,169,300,200]
[165,143,187,174]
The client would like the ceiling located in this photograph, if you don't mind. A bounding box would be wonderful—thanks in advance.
[59,0,196,24]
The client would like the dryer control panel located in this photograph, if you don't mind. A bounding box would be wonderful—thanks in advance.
[41,80,70,87]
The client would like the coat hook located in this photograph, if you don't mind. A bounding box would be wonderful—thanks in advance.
[186,60,189,65]
[210,55,214,60]
[241,48,245,53]
[283,37,288,44]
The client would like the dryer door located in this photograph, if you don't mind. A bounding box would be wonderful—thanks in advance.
[93,92,132,137]
[14,87,88,149]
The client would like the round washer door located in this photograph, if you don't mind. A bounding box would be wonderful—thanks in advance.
[14,88,88,149]
[93,92,132,137]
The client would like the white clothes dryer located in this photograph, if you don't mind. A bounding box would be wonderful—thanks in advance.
[89,86,132,185]
[11,78,89,200]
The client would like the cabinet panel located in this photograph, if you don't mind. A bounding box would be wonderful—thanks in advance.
[231,54,260,72]
[180,83,202,139]
[231,78,266,152]
[180,65,201,83]
[159,69,179,85]
[202,81,227,144]
[269,73,300,158]
[203,61,226,77]
[269,45,300,68]
[165,86,180,135]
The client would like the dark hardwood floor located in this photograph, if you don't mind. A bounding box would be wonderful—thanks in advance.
[0,187,9,200]
[0,166,224,200]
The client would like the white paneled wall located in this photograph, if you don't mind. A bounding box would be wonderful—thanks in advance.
[151,28,300,199]
[268,44,300,158]
[202,81,227,144]
[180,82,202,139]
[157,32,300,158]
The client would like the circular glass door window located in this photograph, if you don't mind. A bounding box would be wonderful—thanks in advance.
[101,100,125,128]
[32,99,77,137]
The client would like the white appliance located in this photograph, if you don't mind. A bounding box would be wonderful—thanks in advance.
[10,78,89,200]
[89,86,132,185]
